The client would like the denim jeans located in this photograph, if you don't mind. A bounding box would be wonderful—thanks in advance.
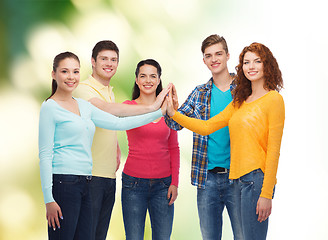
[89,176,116,240]
[197,171,243,240]
[232,169,270,240]
[121,173,174,240]
[48,174,92,240]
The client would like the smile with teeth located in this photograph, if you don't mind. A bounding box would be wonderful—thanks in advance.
[104,68,113,72]
[143,84,154,89]
[65,82,76,87]
[248,71,258,76]
[211,63,220,67]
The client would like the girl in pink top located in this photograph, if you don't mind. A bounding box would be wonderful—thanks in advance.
[122,59,180,240]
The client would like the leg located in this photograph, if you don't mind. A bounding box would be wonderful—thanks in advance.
[48,174,84,240]
[240,169,268,240]
[197,172,225,240]
[121,173,148,240]
[225,179,243,240]
[148,177,174,240]
[74,178,93,240]
[90,177,116,240]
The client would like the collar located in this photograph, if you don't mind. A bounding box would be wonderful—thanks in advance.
[87,75,113,91]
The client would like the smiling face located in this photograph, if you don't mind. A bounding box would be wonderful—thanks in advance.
[242,51,265,84]
[135,64,160,96]
[91,50,118,82]
[203,43,230,76]
[52,57,80,93]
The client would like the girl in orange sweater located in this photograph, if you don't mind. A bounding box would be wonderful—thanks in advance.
[167,43,284,240]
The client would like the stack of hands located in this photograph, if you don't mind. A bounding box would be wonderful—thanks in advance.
[154,83,179,117]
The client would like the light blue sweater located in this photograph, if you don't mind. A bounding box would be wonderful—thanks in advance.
[39,98,162,203]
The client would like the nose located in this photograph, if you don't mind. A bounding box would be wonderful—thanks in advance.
[68,72,74,79]
[249,61,255,69]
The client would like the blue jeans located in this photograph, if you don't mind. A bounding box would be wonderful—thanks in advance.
[121,173,174,240]
[89,176,116,240]
[232,169,270,240]
[48,174,92,240]
[197,171,243,240]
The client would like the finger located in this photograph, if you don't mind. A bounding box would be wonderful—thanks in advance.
[169,192,177,205]
[50,216,56,231]
[55,214,60,229]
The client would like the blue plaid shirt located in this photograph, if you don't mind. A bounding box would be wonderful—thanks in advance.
[165,76,235,189]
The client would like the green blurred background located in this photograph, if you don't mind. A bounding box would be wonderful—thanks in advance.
[1,0,327,239]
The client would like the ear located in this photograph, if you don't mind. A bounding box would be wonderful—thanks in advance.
[51,71,56,80]
[91,57,96,68]
[203,58,206,64]
[226,52,230,61]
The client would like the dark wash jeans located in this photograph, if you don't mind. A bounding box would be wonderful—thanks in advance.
[121,173,174,240]
[48,174,92,240]
[89,176,116,240]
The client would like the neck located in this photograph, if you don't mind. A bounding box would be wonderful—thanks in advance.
[212,70,232,90]
[251,80,268,97]
[92,73,110,87]
[135,93,156,105]
[52,90,73,101]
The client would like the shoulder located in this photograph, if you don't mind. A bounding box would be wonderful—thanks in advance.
[268,91,284,102]
[40,99,56,110]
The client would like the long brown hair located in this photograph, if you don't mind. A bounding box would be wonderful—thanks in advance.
[132,59,163,100]
[232,43,283,107]
[46,52,80,100]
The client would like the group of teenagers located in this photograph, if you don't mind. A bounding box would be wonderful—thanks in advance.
[38,34,285,240]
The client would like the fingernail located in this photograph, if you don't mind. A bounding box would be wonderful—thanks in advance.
[53,227,56,231]
[60,216,64,220]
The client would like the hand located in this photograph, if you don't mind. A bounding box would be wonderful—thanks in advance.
[256,197,272,222]
[171,84,179,111]
[152,83,172,111]
[167,185,178,205]
[166,87,175,117]
[116,143,121,172]
[161,97,168,115]
[46,201,63,231]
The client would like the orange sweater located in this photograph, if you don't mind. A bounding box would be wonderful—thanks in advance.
[172,91,285,199]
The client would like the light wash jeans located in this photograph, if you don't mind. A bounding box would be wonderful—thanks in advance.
[232,169,272,240]
[197,171,244,240]
[121,173,174,240]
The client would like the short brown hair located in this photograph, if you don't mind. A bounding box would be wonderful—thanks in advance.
[92,40,119,61]
[201,34,228,54]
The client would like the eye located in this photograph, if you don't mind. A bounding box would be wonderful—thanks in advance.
[74,71,80,74]
[112,59,117,62]
[243,62,249,65]
[62,70,67,73]
[256,60,262,63]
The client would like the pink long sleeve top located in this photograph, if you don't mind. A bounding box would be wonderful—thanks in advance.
[123,100,180,187]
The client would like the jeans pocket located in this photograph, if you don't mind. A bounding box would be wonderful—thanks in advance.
[160,177,171,188]
[53,174,80,185]
[122,174,137,189]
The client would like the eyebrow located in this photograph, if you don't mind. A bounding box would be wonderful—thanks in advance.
[204,51,224,56]
[244,57,261,61]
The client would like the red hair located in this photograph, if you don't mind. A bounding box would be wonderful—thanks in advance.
[233,43,283,107]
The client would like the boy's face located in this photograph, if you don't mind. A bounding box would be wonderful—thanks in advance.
[91,50,118,82]
[203,43,230,76]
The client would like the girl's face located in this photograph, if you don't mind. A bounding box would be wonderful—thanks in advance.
[52,58,80,93]
[242,51,264,84]
[136,64,160,95]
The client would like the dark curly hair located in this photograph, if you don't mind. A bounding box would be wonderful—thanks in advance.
[232,42,283,107]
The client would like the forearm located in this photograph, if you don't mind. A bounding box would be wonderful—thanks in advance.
[92,105,163,131]
[90,98,155,117]
[171,111,226,135]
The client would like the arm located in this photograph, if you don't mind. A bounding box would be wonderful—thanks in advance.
[89,84,171,117]
[90,102,163,131]
[38,102,63,229]
[261,94,285,199]
[257,94,285,222]
[167,100,234,136]
[116,142,121,171]
[167,129,180,205]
